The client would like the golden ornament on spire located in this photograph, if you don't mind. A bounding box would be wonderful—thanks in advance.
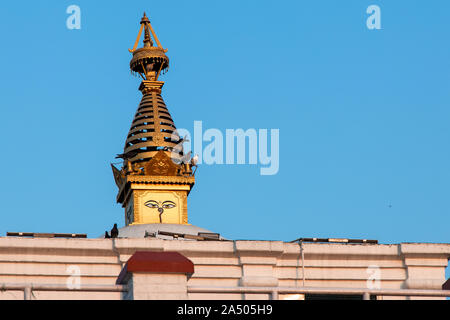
[129,12,169,81]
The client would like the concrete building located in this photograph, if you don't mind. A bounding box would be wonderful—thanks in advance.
[0,234,449,300]
[0,13,448,300]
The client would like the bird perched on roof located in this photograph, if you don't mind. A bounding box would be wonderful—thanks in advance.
[180,151,192,164]
[178,135,190,144]
[116,149,140,160]
[110,224,119,239]
[191,154,199,166]
[104,231,111,239]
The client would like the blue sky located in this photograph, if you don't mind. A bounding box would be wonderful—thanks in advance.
[0,1,449,245]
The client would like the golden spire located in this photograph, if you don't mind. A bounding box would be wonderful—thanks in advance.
[120,13,181,166]
[112,13,196,227]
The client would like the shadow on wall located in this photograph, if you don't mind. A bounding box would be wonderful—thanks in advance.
[445,261,450,300]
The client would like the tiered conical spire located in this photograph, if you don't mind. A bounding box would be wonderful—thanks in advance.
[123,84,182,165]
[118,13,186,168]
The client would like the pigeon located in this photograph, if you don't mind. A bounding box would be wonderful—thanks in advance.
[116,149,140,160]
[110,224,119,239]
[191,154,199,166]
[178,135,190,144]
[180,151,192,164]
[104,231,111,239]
[172,135,189,144]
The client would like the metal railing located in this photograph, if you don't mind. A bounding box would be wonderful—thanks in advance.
[187,286,450,300]
[1,283,449,300]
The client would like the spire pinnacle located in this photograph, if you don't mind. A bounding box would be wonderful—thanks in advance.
[129,13,169,81]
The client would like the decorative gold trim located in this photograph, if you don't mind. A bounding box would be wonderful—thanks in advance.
[127,175,195,185]
[133,191,141,223]
[144,150,179,176]
[139,80,164,95]
[174,191,189,224]
[129,13,169,81]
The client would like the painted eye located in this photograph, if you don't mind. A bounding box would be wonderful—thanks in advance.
[162,201,176,209]
[145,200,160,209]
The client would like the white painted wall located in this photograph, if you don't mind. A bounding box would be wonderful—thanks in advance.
[0,237,448,300]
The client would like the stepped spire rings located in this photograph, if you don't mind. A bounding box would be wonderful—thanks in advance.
[129,13,169,81]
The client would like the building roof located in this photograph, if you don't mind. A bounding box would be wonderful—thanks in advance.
[113,223,219,240]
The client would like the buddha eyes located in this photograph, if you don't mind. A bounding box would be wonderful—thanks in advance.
[144,200,176,210]
[145,200,160,209]
[162,201,176,209]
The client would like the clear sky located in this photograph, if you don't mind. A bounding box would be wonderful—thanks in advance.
[0,0,449,245]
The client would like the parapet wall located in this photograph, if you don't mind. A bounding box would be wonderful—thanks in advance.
[0,237,448,300]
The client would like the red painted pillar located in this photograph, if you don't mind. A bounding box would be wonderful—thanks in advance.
[116,251,194,300]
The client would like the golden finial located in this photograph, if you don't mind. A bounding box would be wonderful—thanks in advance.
[129,13,169,81]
